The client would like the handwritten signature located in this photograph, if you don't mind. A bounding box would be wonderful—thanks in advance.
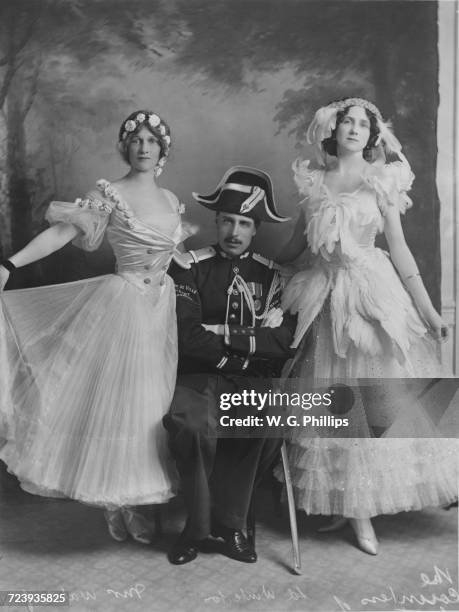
[203,584,309,604]
[334,566,459,610]
[202,567,458,610]
[67,583,146,602]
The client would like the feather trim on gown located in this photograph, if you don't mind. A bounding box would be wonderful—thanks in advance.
[276,160,458,518]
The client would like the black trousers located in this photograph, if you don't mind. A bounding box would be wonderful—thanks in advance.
[163,374,281,540]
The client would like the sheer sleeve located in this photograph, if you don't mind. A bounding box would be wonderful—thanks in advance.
[45,190,112,251]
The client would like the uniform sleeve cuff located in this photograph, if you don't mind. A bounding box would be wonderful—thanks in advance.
[227,326,256,355]
[216,356,229,369]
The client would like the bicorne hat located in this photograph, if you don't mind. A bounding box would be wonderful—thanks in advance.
[192,166,289,223]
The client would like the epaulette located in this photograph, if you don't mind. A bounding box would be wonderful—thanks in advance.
[181,246,217,266]
[252,252,282,271]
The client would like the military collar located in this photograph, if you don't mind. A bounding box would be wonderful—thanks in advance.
[215,245,251,261]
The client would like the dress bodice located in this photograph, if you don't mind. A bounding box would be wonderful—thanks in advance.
[305,182,381,266]
[295,161,413,267]
[282,159,426,364]
[45,179,186,289]
[100,180,182,281]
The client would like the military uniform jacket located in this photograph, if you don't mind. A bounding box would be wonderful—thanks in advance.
[169,246,296,377]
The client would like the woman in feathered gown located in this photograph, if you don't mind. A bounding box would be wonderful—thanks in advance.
[0,110,187,544]
[276,97,458,554]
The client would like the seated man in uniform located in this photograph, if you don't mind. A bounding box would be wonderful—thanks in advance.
[164,167,295,565]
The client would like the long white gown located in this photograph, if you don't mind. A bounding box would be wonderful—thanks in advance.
[0,180,183,508]
[278,160,458,518]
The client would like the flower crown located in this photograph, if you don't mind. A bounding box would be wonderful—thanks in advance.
[328,97,383,121]
[119,111,171,175]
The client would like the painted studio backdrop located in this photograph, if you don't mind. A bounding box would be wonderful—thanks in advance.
[0,0,442,305]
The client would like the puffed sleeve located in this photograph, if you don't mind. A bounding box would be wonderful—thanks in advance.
[45,189,112,251]
[367,161,414,216]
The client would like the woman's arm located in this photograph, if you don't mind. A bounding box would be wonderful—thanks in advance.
[383,205,448,341]
[0,222,80,290]
[276,213,307,264]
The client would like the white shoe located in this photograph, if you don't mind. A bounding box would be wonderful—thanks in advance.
[121,507,153,545]
[349,518,379,555]
[104,509,128,542]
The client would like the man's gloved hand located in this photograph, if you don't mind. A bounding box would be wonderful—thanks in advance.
[261,307,283,328]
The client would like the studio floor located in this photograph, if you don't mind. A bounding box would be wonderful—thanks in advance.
[0,461,457,612]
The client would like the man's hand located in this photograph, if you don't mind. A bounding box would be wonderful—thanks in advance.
[261,307,283,328]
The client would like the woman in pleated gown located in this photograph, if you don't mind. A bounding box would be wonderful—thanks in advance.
[0,110,190,544]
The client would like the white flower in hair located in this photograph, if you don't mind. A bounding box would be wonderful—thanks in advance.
[125,120,136,132]
[164,135,171,144]
[159,125,166,136]
[136,113,146,123]
[148,114,161,127]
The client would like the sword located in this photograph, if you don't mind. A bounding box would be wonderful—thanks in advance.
[280,439,302,574]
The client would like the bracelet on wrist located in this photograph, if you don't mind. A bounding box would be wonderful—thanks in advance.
[404,272,420,282]
[0,259,16,273]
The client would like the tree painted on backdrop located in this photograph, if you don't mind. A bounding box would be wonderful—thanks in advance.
[0,0,179,285]
[0,0,441,304]
[171,0,440,305]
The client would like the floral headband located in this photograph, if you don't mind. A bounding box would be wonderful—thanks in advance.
[328,97,383,120]
[119,110,171,175]
[306,97,403,166]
